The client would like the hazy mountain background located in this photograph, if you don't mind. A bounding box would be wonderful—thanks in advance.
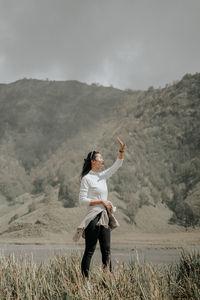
[0,73,199,241]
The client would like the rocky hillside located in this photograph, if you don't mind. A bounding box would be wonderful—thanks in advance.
[0,73,199,237]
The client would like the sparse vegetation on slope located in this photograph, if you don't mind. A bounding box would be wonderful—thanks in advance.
[0,74,199,232]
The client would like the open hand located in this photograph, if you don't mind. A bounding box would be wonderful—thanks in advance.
[117,136,125,151]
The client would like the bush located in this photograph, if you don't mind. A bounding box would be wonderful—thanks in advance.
[58,184,75,208]
[32,178,45,194]
[124,200,138,224]
[172,202,199,229]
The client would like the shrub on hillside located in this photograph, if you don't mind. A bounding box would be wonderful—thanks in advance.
[32,178,45,194]
[58,184,75,208]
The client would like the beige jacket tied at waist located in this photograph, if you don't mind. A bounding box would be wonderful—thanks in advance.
[73,204,119,242]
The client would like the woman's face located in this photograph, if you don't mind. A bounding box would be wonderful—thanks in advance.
[92,153,104,169]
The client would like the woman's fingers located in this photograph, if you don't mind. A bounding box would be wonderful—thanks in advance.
[117,136,125,147]
[102,200,113,212]
[106,203,112,212]
[116,136,122,144]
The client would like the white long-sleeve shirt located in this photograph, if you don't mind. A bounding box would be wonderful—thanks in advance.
[79,157,124,206]
[73,157,123,242]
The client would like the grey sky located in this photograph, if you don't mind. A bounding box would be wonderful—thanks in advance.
[0,0,200,90]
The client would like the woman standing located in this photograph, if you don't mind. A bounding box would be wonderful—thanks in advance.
[73,137,125,278]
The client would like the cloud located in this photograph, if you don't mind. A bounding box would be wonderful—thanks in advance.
[0,0,200,89]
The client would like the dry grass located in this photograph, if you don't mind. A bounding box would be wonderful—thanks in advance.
[0,250,199,299]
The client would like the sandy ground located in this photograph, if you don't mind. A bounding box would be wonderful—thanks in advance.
[0,232,199,267]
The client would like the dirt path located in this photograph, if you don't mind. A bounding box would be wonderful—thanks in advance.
[0,243,199,267]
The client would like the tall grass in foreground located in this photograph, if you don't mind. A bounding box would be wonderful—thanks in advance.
[0,251,199,299]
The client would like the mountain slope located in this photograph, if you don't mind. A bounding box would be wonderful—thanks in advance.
[0,74,199,235]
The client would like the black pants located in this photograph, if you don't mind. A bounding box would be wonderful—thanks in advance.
[81,212,111,278]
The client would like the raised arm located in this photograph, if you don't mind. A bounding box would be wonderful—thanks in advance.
[99,137,125,180]
[99,157,124,180]
[117,136,125,159]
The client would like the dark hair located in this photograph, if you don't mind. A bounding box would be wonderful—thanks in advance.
[80,151,99,179]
